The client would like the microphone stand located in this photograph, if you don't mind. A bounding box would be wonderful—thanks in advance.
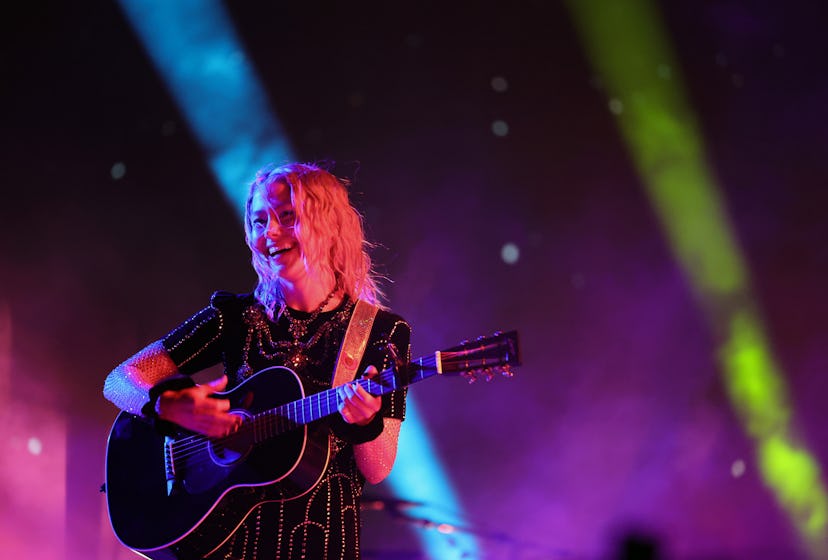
[362,497,579,559]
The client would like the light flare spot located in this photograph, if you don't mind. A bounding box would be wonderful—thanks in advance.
[110,162,126,180]
[27,437,42,456]
[491,120,509,137]
[491,75,509,93]
[501,243,520,264]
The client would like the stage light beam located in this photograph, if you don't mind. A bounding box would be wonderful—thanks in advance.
[565,1,828,557]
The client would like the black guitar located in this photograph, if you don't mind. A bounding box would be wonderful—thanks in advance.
[105,331,520,560]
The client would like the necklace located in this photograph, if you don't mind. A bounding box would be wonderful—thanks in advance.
[282,288,337,369]
[238,297,354,379]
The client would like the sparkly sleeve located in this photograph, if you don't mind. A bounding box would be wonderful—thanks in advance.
[102,340,181,415]
[330,311,410,445]
[370,313,411,421]
[161,291,232,374]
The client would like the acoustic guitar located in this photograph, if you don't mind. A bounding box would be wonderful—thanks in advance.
[105,331,519,559]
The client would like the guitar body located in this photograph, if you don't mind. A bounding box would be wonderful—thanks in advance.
[105,367,330,559]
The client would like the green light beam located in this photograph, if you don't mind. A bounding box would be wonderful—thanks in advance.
[565,1,828,557]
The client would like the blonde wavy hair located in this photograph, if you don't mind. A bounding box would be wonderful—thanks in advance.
[244,162,383,316]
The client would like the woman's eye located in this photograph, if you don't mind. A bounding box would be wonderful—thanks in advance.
[279,210,296,226]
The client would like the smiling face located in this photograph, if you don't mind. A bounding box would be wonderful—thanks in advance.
[247,181,305,283]
[245,162,381,312]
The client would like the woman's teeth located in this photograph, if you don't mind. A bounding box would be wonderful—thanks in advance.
[268,246,290,257]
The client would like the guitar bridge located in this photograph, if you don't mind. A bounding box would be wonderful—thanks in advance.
[164,436,179,496]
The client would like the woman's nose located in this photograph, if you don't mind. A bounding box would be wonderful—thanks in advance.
[266,218,284,237]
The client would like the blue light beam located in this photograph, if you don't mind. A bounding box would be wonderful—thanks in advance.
[117,0,293,211]
[389,400,480,559]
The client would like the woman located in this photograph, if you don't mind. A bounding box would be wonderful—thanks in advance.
[103,162,410,559]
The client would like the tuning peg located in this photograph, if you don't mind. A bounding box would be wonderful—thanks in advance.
[500,365,514,378]
[483,368,495,382]
[462,370,478,384]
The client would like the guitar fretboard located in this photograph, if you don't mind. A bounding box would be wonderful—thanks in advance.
[249,354,442,440]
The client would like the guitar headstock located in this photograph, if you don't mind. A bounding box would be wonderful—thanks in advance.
[438,330,520,383]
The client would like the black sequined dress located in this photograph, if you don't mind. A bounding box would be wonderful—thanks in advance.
[161,291,410,560]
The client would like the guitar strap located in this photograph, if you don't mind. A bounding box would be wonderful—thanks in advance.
[331,299,379,387]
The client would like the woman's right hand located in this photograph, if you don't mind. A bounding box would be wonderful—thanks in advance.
[155,375,242,437]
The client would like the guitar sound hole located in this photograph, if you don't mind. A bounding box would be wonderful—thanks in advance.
[208,410,253,466]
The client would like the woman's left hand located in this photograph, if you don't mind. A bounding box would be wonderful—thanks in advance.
[337,366,381,425]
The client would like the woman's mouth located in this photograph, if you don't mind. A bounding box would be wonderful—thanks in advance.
[267,245,293,257]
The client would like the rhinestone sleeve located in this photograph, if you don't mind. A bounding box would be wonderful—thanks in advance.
[350,313,410,484]
[102,340,179,414]
[354,417,403,484]
[162,302,225,374]
[373,316,411,421]
[104,293,230,414]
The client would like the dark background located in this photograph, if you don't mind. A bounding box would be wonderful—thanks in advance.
[2,1,827,559]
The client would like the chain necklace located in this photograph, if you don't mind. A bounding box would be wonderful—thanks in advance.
[282,288,337,369]
[238,297,354,379]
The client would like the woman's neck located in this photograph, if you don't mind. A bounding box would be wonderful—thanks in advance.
[279,276,341,313]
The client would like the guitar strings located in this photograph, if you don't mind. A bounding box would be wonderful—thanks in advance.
[166,374,373,462]
[165,357,441,468]
[161,343,504,461]
[164,342,511,468]
[168,355,447,465]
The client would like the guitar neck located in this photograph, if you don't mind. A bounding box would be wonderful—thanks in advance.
[249,331,519,438]
[255,354,441,434]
